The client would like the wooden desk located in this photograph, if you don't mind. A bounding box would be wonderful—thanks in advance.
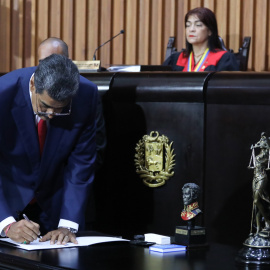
[0,235,246,270]
[0,242,241,270]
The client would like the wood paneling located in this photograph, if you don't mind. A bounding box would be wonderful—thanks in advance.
[138,0,150,64]
[112,0,125,65]
[254,0,267,71]
[0,0,269,72]
[11,0,24,70]
[62,0,74,59]
[0,0,11,72]
[49,1,61,37]
[125,0,138,64]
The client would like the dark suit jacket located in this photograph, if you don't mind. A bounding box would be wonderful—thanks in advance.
[0,67,97,231]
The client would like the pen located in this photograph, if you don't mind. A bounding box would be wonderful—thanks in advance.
[23,213,30,221]
[23,213,42,239]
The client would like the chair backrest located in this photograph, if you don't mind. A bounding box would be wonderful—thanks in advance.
[164,37,177,61]
[234,37,251,71]
[218,36,227,51]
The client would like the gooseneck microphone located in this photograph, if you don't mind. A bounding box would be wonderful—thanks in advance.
[93,30,125,60]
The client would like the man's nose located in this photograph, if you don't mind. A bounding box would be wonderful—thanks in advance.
[46,108,55,119]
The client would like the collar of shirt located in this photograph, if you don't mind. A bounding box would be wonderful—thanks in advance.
[29,73,45,126]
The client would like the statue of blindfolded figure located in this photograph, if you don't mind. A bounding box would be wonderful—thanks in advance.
[236,133,270,265]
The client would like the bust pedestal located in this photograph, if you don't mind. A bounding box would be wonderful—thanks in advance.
[175,220,207,248]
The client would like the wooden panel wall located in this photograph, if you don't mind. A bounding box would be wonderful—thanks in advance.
[0,0,269,72]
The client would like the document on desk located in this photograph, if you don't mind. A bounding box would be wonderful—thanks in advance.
[0,236,128,251]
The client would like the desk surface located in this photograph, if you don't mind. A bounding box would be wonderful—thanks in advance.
[0,236,252,270]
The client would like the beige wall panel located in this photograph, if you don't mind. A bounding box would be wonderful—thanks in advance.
[150,0,163,64]
[74,0,87,60]
[138,0,150,65]
[0,0,269,72]
[215,0,228,45]
[49,0,61,38]
[228,0,241,52]
[204,0,215,11]
[267,1,270,70]
[11,0,24,70]
[24,0,36,67]
[163,0,176,60]
[189,0,202,10]
[87,0,99,61]
[99,0,112,67]
[241,0,254,70]
[176,0,188,51]
[111,0,125,65]
[62,0,74,59]
[37,0,49,48]
[125,0,138,64]
[266,3,270,70]
[254,0,267,71]
[0,0,11,72]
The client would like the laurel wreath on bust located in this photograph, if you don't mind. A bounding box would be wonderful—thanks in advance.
[134,131,175,187]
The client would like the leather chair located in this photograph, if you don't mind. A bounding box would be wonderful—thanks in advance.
[164,37,177,61]
[232,37,251,71]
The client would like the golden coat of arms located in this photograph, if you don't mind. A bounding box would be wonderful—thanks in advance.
[134,131,175,187]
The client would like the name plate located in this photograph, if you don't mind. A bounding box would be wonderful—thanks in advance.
[175,229,188,235]
[175,228,206,236]
[73,60,100,70]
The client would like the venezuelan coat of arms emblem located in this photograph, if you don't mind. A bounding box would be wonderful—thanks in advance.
[134,131,175,187]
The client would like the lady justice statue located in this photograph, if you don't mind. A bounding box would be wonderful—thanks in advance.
[236,133,270,265]
[245,132,270,246]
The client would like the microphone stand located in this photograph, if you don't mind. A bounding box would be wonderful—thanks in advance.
[93,30,124,61]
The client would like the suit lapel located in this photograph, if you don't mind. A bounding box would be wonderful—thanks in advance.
[11,70,40,166]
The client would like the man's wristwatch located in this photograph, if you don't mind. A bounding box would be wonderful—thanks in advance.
[59,227,78,234]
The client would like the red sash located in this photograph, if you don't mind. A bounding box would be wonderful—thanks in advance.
[176,50,227,72]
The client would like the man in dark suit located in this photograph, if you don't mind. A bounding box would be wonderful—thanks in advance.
[38,37,106,171]
[0,54,97,245]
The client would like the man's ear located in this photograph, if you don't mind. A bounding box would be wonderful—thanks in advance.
[30,76,35,93]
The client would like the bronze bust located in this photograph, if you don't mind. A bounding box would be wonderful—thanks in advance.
[181,183,202,221]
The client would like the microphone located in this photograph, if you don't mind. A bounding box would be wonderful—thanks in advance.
[93,30,125,60]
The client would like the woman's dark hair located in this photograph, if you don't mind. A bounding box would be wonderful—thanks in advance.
[184,7,222,56]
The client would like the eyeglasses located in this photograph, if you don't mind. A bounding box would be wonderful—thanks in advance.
[35,92,72,117]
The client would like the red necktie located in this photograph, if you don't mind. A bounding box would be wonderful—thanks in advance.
[37,119,47,155]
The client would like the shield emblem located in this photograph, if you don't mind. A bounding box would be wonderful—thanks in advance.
[145,142,163,172]
[135,131,175,187]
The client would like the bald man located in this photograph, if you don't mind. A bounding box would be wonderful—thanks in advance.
[38,37,106,171]
[38,37,69,59]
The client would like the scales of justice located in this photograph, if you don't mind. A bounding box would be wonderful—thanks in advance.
[236,132,270,265]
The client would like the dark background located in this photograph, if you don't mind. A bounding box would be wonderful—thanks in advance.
[82,72,270,246]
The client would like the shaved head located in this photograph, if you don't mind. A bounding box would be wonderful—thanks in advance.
[38,37,69,60]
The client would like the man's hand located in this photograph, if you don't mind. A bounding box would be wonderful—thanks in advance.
[5,220,40,243]
[39,227,78,245]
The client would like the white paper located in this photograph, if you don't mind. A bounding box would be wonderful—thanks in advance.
[0,236,128,251]
[107,65,141,72]
[144,233,171,245]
